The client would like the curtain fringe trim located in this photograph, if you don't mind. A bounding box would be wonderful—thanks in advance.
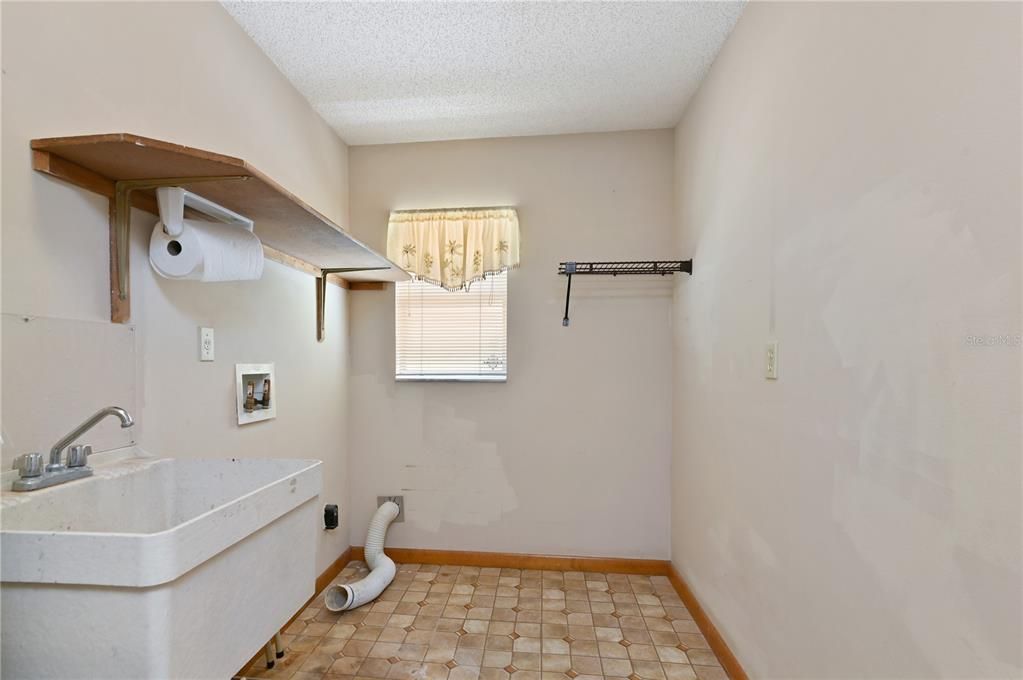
[410,265,517,292]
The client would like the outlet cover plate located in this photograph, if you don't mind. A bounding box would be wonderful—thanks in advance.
[377,495,405,523]
[766,340,778,380]
[200,327,215,361]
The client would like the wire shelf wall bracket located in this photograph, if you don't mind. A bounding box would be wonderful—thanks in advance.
[557,260,693,326]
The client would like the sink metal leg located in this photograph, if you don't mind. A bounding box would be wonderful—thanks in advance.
[274,632,285,659]
[264,642,275,669]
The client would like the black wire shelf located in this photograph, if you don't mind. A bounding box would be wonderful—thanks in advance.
[558,260,692,276]
[557,259,693,326]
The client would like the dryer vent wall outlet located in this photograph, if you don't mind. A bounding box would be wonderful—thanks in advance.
[377,495,405,523]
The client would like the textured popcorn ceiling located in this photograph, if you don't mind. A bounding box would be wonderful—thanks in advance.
[222,1,745,145]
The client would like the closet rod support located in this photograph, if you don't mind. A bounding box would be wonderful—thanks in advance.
[561,262,576,326]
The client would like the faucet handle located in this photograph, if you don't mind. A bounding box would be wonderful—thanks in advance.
[14,453,43,478]
[67,445,91,468]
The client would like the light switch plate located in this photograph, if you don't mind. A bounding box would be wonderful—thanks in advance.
[765,340,778,380]
[200,327,215,361]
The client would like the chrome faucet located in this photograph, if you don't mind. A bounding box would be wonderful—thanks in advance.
[11,406,134,492]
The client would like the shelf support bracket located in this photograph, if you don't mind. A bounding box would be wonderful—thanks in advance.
[316,267,390,342]
[109,175,250,323]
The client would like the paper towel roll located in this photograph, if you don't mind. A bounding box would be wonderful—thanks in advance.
[149,219,264,282]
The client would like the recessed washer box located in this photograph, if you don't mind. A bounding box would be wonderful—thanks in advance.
[236,362,276,425]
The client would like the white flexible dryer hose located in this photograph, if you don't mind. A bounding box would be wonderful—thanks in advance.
[324,501,400,612]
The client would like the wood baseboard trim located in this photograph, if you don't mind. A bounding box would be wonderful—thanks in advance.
[239,546,354,674]
[666,565,749,680]
[350,546,669,575]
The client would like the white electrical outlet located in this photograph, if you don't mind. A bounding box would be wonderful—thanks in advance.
[200,327,215,361]
[765,340,778,380]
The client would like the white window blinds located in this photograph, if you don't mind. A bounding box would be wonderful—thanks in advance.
[395,271,508,381]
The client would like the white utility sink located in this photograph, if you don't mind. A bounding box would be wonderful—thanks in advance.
[0,450,322,679]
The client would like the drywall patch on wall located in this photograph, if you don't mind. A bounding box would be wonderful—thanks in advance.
[352,372,518,534]
[1,314,138,465]
[401,402,519,532]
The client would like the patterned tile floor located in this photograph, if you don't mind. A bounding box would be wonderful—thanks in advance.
[238,561,727,680]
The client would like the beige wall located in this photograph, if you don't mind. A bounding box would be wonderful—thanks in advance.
[348,131,674,558]
[1,1,354,571]
[671,3,1022,679]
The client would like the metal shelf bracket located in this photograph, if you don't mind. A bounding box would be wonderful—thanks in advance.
[316,267,389,341]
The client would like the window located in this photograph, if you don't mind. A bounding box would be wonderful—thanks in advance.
[387,206,517,382]
[395,271,507,381]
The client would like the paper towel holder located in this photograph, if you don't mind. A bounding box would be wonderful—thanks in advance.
[156,186,254,237]
[110,174,251,320]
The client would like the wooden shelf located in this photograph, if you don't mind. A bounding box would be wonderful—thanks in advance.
[31,133,405,327]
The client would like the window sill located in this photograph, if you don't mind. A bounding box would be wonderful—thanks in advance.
[396,375,507,383]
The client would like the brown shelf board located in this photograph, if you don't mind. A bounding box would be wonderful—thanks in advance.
[31,133,407,279]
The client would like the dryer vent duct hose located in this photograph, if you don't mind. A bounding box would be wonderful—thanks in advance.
[324,501,400,611]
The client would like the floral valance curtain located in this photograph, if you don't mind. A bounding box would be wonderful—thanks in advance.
[387,208,520,291]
